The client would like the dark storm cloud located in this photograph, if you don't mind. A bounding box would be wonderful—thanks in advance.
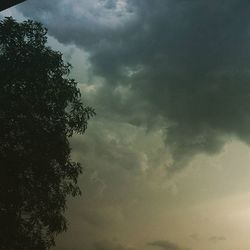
[17,0,250,168]
[148,240,189,250]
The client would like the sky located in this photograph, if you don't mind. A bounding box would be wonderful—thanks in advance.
[2,0,250,249]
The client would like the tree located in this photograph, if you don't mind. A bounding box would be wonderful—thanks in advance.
[0,17,95,249]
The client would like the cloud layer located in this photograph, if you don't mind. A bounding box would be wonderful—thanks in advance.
[17,0,250,169]
[17,0,250,170]
[3,3,250,249]
[148,240,189,250]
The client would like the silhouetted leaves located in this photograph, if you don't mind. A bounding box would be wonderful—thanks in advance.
[0,17,95,249]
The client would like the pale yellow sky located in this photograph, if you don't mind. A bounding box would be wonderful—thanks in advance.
[55,128,250,250]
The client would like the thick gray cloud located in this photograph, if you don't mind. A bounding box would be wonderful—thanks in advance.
[17,0,250,169]
[4,3,250,250]
[148,240,189,250]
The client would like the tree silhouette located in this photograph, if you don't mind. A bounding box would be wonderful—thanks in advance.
[0,17,95,249]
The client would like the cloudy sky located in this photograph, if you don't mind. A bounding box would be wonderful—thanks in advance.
[2,0,250,249]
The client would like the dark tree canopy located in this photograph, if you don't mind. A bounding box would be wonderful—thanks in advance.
[0,17,95,249]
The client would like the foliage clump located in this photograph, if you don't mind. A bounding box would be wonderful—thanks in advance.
[0,17,95,249]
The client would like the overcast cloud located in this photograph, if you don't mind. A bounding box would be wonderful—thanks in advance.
[17,0,250,169]
[148,240,189,250]
[4,1,250,250]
